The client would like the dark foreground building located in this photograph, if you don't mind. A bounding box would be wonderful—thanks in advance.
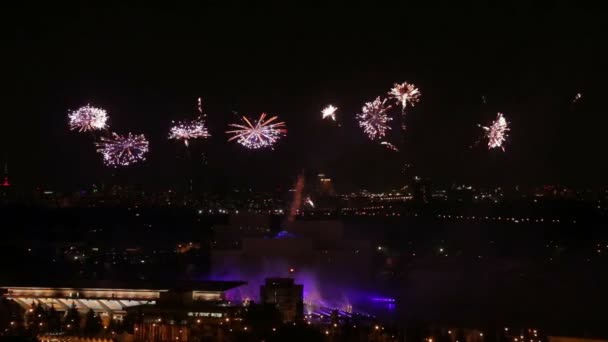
[260,278,303,322]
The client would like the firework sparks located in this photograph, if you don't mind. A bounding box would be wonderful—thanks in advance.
[168,117,210,146]
[226,113,287,149]
[480,112,510,151]
[357,97,393,140]
[305,196,315,208]
[321,105,338,121]
[381,141,399,152]
[388,82,421,110]
[96,132,149,167]
[68,105,108,132]
[573,92,582,103]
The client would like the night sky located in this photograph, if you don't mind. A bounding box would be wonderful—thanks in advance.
[7,3,608,191]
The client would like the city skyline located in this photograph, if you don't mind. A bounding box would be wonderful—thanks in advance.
[4,3,608,341]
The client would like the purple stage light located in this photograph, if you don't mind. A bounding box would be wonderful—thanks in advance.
[369,297,396,303]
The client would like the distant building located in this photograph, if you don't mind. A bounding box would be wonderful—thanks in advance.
[212,214,272,247]
[316,173,335,196]
[548,337,608,342]
[1,279,246,330]
[448,184,474,203]
[412,177,431,204]
[129,281,247,341]
[260,278,303,322]
[210,219,372,294]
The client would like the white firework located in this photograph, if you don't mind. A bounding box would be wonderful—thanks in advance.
[389,82,421,110]
[96,132,149,167]
[68,105,108,132]
[168,117,210,147]
[321,105,338,121]
[480,112,510,151]
[226,113,287,149]
[357,97,393,140]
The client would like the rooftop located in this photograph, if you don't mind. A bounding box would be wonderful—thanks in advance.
[0,279,246,292]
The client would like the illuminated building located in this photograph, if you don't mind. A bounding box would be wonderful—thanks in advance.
[128,281,247,341]
[316,173,335,196]
[1,279,246,332]
[260,278,303,322]
[3,285,156,321]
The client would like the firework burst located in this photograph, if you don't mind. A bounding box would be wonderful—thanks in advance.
[389,82,421,110]
[321,105,338,121]
[357,97,393,140]
[96,132,149,167]
[480,112,510,151]
[226,113,287,149]
[68,105,108,132]
[168,117,210,147]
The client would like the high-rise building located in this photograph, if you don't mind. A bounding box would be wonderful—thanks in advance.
[412,176,431,204]
[316,173,335,196]
[260,278,303,322]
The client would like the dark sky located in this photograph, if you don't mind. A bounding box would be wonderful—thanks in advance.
[6,3,608,191]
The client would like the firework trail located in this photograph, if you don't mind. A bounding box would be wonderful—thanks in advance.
[226,113,287,149]
[321,105,338,121]
[388,82,421,110]
[380,141,399,152]
[357,97,393,140]
[573,92,582,104]
[96,132,149,167]
[197,97,203,114]
[479,112,510,151]
[168,117,210,147]
[68,105,108,132]
[287,173,305,223]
